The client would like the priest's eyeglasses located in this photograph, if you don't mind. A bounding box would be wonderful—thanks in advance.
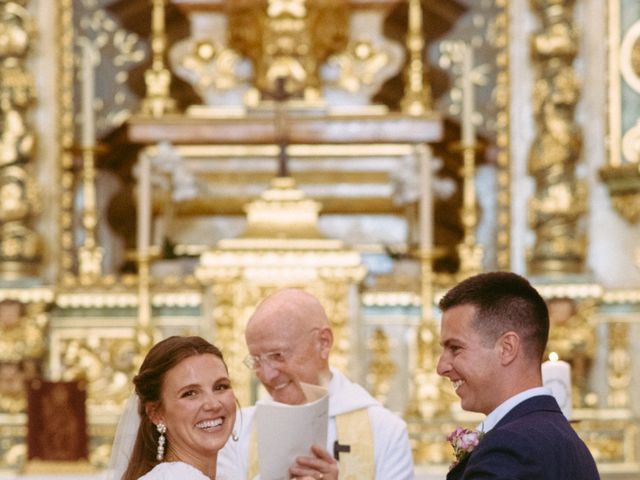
[242,327,321,370]
[243,350,288,370]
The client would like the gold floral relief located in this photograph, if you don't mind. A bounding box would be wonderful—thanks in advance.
[57,336,138,409]
[0,300,47,414]
[176,39,246,92]
[330,40,390,93]
[227,0,347,98]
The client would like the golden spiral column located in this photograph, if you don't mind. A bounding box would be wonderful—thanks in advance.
[527,0,586,274]
[0,0,42,278]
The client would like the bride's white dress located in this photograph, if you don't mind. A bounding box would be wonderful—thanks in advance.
[138,461,209,479]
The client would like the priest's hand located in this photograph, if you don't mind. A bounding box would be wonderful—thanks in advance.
[289,444,339,480]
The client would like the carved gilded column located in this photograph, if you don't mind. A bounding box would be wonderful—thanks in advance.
[527,0,586,274]
[0,0,42,278]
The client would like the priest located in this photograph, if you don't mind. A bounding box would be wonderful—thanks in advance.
[217,288,414,479]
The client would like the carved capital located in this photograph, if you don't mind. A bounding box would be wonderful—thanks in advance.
[599,163,640,224]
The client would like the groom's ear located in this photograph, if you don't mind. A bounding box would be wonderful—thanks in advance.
[497,331,520,366]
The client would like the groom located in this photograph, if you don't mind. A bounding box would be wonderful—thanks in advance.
[436,272,599,479]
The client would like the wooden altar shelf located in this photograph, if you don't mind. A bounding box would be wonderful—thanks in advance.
[127,113,443,146]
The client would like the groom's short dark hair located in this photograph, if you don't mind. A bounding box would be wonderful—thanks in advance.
[439,271,549,361]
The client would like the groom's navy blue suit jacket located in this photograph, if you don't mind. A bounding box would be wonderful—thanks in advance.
[447,395,600,480]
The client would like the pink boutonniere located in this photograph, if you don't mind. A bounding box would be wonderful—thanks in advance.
[447,427,484,470]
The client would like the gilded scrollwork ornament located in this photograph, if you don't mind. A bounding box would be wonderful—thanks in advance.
[228,0,347,101]
[0,166,36,222]
[324,4,404,106]
[326,40,390,94]
[58,336,138,409]
[170,38,251,106]
[0,99,33,167]
[0,299,47,413]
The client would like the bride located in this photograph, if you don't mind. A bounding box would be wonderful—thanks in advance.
[111,336,237,480]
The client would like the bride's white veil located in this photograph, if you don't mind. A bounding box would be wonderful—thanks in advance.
[107,393,141,480]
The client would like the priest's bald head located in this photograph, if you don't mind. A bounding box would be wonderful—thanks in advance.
[244,288,334,404]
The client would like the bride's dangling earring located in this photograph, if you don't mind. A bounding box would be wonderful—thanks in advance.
[232,430,239,442]
[156,423,167,461]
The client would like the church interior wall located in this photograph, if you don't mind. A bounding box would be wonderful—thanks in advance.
[1,0,640,477]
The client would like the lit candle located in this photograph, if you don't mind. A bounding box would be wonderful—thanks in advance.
[461,43,475,147]
[418,146,432,252]
[541,352,572,420]
[80,40,96,149]
[137,153,151,258]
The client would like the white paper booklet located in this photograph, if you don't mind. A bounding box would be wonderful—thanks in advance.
[255,383,329,480]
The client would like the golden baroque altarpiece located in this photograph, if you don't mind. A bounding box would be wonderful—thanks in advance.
[0,0,639,477]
